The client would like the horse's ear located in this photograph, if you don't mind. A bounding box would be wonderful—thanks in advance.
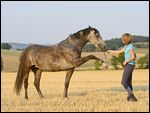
[88,25,93,31]
[69,33,72,37]
[88,25,91,29]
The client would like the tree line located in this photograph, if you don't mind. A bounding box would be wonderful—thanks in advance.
[1,35,149,51]
[83,35,149,51]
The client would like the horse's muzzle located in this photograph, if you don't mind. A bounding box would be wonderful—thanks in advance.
[103,45,107,52]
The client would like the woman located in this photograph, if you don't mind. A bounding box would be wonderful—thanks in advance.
[107,33,137,102]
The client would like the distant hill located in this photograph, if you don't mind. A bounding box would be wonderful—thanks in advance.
[2,42,52,50]
[9,42,30,50]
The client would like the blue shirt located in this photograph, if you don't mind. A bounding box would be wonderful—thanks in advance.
[124,44,135,65]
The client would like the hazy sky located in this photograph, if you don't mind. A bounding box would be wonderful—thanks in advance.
[1,1,149,44]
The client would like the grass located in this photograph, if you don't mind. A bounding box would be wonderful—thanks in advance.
[134,48,149,54]
[1,49,20,72]
[1,69,149,112]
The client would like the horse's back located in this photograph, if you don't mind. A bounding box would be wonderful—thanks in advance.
[20,44,78,71]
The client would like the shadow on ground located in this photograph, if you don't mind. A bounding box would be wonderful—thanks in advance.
[69,85,149,97]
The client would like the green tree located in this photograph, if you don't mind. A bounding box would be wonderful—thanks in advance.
[105,38,123,49]
[1,43,12,50]
[83,44,96,52]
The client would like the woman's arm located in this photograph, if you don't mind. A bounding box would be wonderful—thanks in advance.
[123,49,135,65]
[107,47,125,54]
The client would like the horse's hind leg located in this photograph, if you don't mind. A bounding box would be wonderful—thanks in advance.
[63,68,74,98]
[24,69,30,99]
[32,67,44,98]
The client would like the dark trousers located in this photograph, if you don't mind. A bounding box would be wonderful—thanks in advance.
[121,64,135,93]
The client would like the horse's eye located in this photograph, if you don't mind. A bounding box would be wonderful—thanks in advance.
[96,35,99,37]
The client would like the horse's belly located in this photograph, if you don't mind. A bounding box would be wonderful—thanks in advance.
[40,59,75,71]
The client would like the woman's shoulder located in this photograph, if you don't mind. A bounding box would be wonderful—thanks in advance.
[127,43,134,50]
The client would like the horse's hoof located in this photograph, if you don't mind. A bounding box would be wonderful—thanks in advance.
[127,94,137,102]
[63,97,69,101]
[40,96,44,98]
[63,96,68,99]
[100,60,104,63]
[25,96,28,99]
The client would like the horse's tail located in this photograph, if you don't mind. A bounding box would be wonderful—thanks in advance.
[14,63,25,95]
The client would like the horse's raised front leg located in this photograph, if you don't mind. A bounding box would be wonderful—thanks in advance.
[63,68,74,98]
[75,55,103,67]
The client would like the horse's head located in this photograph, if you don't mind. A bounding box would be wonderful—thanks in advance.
[87,26,107,52]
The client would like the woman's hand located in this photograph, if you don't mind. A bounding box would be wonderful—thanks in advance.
[123,61,127,66]
[107,50,111,53]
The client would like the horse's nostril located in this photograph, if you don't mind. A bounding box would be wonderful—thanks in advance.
[104,46,106,49]
[104,46,107,51]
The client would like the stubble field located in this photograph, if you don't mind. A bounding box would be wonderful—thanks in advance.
[1,70,149,112]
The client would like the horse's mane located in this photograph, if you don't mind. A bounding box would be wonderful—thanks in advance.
[68,27,99,39]
[69,27,91,39]
[60,27,90,44]
[59,27,99,46]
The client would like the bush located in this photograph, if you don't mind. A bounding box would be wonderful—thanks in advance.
[105,38,124,50]
[118,52,125,67]
[1,57,3,71]
[94,60,102,70]
[137,54,149,69]
[110,55,119,70]
[110,52,125,70]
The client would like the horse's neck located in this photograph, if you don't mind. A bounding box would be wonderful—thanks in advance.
[59,35,88,52]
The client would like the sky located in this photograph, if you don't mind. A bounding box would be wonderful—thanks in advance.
[1,1,149,44]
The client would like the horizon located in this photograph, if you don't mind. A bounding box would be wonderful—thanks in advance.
[1,34,149,45]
